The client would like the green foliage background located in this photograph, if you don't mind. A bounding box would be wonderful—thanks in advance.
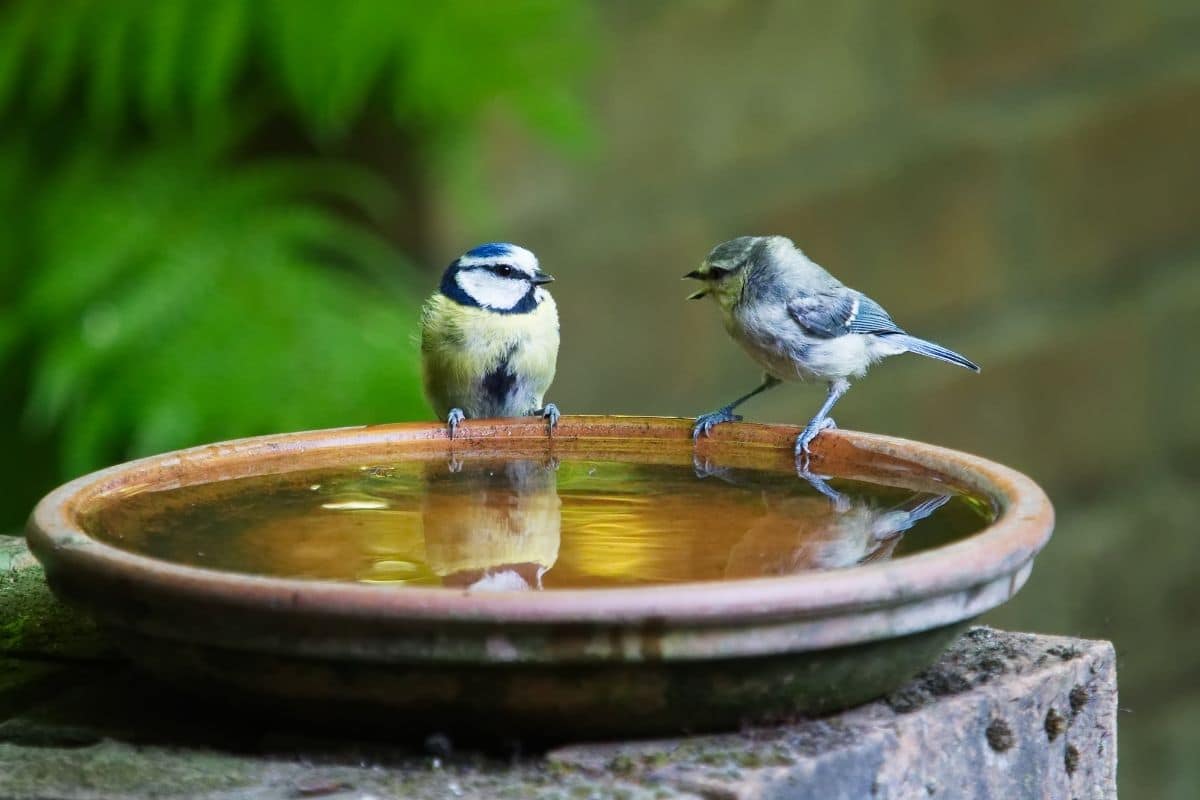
[0,0,592,529]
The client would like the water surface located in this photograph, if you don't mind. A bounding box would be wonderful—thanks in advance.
[83,457,993,590]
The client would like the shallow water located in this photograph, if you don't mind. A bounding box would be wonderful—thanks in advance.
[82,457,993,590]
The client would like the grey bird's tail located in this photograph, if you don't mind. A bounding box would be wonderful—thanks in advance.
[866,492,953,551]
[896,493,953,522]
[885,334,980,373]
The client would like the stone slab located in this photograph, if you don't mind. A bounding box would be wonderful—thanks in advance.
[549,627,1116,799]
[0,534,1116,799]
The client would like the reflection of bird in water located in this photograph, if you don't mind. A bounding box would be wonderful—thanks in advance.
[420,458,561,591]
[695,458,951,577]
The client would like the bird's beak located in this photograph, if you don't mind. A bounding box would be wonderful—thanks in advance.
[683,269,707,299]
[531,270,555,285]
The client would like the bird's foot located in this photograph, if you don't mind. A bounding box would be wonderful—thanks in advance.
[692,406,743,440]
[794,416,837,469]
[446,408,466,439]
[537,403,560,435]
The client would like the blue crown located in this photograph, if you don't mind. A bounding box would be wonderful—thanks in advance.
[463,242,513,259]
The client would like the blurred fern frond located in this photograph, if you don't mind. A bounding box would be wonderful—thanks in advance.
[3,141,428,475]
[0,0,593,148]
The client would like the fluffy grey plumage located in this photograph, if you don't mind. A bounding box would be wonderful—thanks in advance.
[685,235,979,462]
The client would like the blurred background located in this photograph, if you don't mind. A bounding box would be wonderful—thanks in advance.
[0,1,1197,795]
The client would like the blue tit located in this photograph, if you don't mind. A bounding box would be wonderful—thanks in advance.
[684,235,979,463]
[421,242,560,437]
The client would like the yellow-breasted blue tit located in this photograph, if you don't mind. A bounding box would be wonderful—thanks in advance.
[420,242,560,437]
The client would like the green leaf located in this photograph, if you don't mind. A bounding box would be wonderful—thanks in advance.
[314,1,404,139]
[140,0,192,127]
[86,0,137,133]
[0,1,38,113]
[29,1,90,116]
[189,0,249,123]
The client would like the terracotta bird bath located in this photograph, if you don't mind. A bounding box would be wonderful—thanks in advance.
[26,416,1053,738]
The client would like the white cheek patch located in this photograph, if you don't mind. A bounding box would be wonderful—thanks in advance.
[456,270,530,310]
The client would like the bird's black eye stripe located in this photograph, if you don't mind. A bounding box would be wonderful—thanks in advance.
[708,266,729,279]
[489,264,515,277]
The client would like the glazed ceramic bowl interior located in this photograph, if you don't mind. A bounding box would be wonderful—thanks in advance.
[26,416,1053,737]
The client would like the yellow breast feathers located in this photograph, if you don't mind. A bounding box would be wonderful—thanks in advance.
[420,293,559,418]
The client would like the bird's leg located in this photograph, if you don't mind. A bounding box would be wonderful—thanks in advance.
[446,407,466,439]
[692,375,781,440]
[534,403,560,435]
[795,378,850,467]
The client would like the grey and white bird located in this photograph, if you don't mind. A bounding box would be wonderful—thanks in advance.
[685,235,979,462]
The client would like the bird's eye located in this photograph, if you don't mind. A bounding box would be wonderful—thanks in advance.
[493,265,514,277]
[708,266,728,280]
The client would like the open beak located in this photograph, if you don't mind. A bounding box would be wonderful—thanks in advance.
[531,270,555,285]
[683,269,707,299]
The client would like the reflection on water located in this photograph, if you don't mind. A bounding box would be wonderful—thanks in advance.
[82,455,992,590]
[721,468,952,575]
[422,459,561,591]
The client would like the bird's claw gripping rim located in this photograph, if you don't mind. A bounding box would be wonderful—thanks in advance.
[539,403,560,435]
[446,408,466,439]
[691,406,743,440]
[794,417,837,469]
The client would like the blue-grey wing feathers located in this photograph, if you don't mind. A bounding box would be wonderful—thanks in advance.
[788,290,979,372]
[787,291,902,338]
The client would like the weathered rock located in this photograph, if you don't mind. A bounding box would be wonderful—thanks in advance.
[550,628,1116,799]
[0,535,1116,799]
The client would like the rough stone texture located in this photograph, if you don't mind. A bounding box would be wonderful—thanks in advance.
[0,536,109,660]
[1,537,1115,799]
[550,628,1116,800]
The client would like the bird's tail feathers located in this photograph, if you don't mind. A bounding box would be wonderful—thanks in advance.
[869,493,952,542]
[887,334,980,372]
[895,493,953,522]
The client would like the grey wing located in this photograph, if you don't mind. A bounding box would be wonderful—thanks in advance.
[786,290,903,338]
